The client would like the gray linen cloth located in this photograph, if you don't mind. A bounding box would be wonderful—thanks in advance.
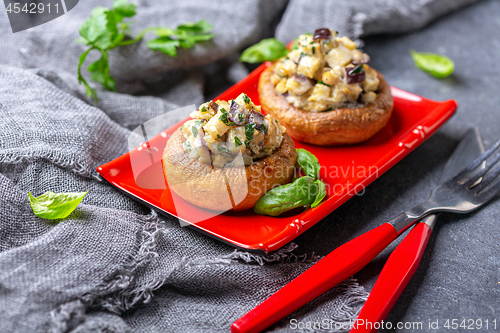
[0,0,482,332]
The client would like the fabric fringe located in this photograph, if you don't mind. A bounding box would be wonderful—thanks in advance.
[49,211,357,333]
[49,211,167,333]
[0,151,91,178]
[309,278,368,333]
[223,242,320,265]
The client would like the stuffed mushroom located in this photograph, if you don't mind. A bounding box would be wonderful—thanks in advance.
[258,28,393,145]
[162,93,297,211]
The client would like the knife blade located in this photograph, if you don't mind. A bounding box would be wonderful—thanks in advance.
[350,128,484,333]
[441,128,485,185]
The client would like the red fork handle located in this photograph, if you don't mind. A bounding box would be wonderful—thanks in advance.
[231,223,399,333]
[350,222,433,333]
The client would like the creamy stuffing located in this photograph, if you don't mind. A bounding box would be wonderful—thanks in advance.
[272,28,380,112]
[181,93,286,167]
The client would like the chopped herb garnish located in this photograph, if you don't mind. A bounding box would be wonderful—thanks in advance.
[228,122,236,126]
[220,108,227,113]
[191,120,203,136]
[275,119,278,123]
[238,114,245,123]
[323,107,333,111]
[317,81,331,87]
[201,106,208,113]
[312,46,315,54]
[183,141,192,152]
[245,123,256,142]
[349,65,364,75]
[217,134,221,138]
[260,123,266,133]
[217,145,232,154]
[235,136,243,146]
[219,113,230,125]
[243,94,251,104]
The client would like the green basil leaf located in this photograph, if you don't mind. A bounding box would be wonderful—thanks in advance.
[240,38,288,63]
[29,191,88,220]
[410,50,455,78]
[296,148,320,180]
[253,177,318,216]
[311,180,326,208]
[234,136,243,146]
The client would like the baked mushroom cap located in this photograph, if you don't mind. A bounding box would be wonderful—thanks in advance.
[162,128,297,211]
[258,64,394,146]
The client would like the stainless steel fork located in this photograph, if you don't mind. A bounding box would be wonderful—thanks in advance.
[232,138,500,333]
[391,139,500,233]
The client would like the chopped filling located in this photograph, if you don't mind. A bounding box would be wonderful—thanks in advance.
[181,93,286,167]
[272,28,380,112]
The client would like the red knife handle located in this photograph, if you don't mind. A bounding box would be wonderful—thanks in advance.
[231,223,399,333]
[350,222,432,333]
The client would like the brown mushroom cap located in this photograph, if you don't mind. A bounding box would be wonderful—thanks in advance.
[258,64,394,145]
[162,128,297,211]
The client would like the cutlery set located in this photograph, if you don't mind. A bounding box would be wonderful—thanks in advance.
[233,128,499,333]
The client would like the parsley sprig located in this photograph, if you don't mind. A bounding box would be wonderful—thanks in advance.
[77,0,215,102]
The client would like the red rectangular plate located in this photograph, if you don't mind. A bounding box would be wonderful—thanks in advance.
[97,62,457,253]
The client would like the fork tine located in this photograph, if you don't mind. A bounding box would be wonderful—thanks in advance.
[464,151,500,188]
[477,174,500,201]
[456,138,500,184]
[476,164,500,193]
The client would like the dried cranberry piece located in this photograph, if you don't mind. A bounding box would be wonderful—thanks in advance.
[209,101,218,112]
[228,100,246,125]
[313,28,331,40]
[344,65,365,84]
[248,110,265,133]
